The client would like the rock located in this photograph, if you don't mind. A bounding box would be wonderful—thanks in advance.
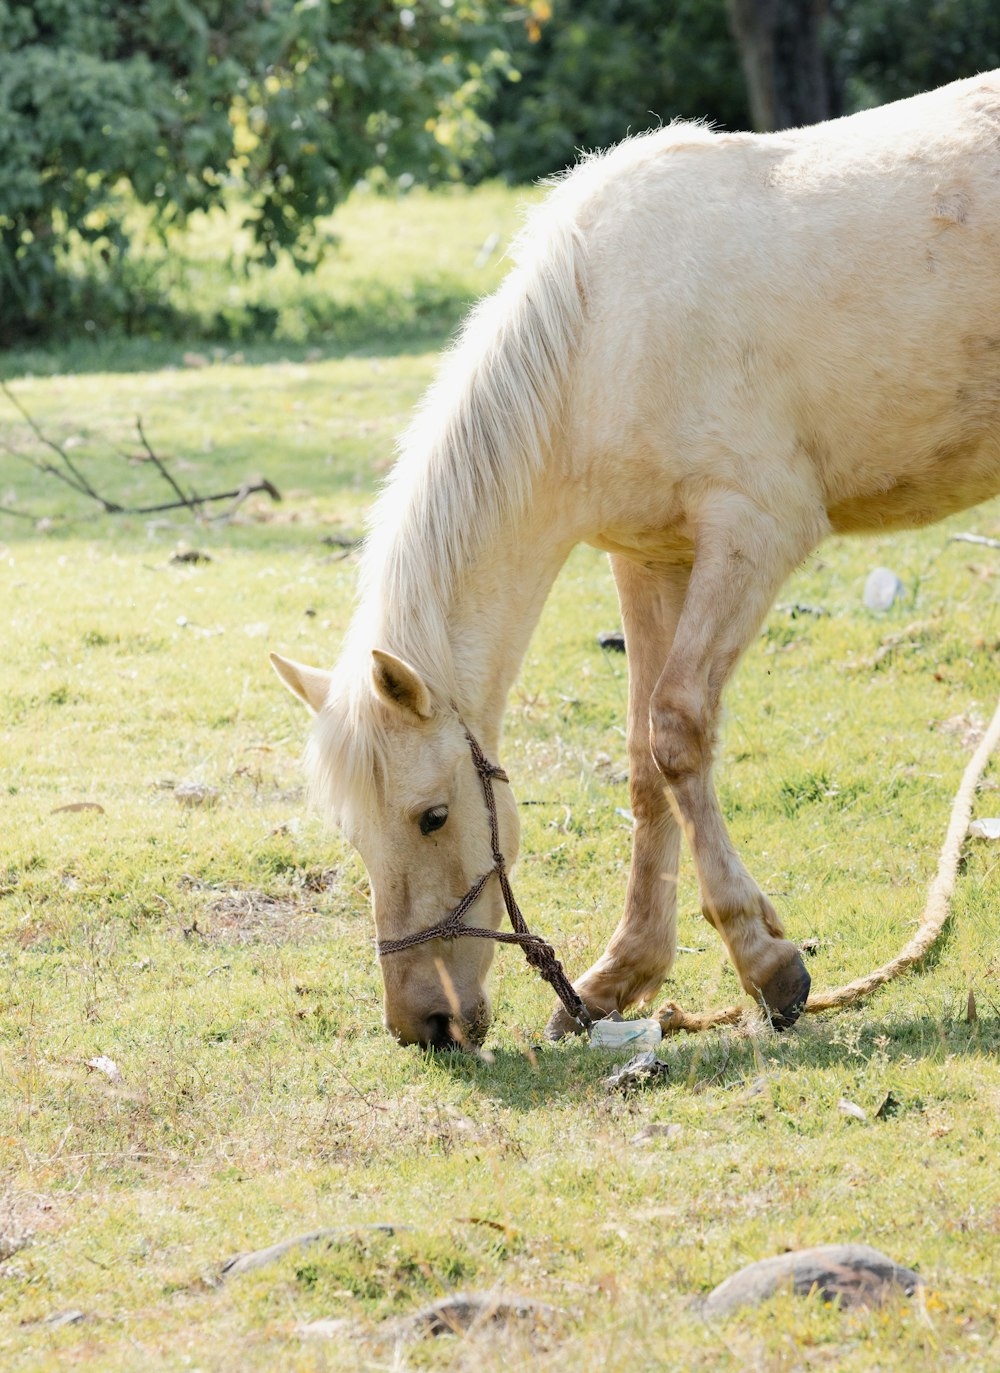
[837,1098,868,1123]
[170,549,212,565]
[39,1309,87,1328]
[968,817,1000,840]
[597,630,626,652]
[385,1291,565,1340]
[630,1122,682,1144]
[174,783,220,808]
[296,1318,356,1339]
[700,1244,922,1317]
[220,1224,405,1279]
[863,567,905,611]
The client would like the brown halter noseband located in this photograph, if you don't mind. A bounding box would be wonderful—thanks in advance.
[375,721,592,1034]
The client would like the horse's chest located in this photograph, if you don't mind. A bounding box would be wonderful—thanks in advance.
[589,526,696,567]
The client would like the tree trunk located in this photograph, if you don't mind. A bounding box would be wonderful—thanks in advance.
[726,0,832,131]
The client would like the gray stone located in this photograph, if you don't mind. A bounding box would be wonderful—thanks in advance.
[386,1291,565,1340]
[701,1244,922,1317]
[220,1223,405,1279]
[863,567,905,611]
[40,1309,86,1329]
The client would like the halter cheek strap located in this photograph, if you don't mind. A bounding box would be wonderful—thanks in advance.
[375,722,592,1034]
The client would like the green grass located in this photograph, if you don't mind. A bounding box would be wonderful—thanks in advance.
[2,182,535,377]
[1,184,999,1371]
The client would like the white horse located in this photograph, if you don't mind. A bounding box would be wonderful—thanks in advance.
[273,72,1000,1048]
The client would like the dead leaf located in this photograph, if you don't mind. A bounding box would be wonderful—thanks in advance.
[51,802,104,815]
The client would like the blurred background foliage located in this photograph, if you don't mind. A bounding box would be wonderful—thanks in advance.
[1,0,999,345]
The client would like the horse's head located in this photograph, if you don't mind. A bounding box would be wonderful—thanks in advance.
[270,648,519,1049]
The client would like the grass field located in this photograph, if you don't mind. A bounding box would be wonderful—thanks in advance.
[1,185,999,1371]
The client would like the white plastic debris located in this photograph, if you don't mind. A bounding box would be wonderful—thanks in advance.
[85,1056,122,1084]
[589,1017,663,1051]
[968,817,1000,840]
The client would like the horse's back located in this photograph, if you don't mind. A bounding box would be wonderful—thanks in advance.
[563,73,1000,539]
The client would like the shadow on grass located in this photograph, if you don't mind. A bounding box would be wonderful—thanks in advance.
[0,321,459,382]
[0,282,473,381]
[430,1009,998,1111]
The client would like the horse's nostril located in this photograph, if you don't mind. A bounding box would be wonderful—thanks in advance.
[424,1012,461,1050]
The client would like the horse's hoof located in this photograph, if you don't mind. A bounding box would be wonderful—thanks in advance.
[758,950,811,1030]
[544,1002,591,1041]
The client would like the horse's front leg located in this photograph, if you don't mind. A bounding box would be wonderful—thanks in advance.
[650,496,825,1029]
[546,559,690,1038]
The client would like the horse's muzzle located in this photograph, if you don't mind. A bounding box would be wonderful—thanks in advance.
[389,999,491,1050]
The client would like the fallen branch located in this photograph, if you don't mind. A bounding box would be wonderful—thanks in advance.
[2,380,122,511]
[948,532,1000,549]
[0,382,281,521]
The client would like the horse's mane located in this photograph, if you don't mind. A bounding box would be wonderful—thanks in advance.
[310,185,590,824]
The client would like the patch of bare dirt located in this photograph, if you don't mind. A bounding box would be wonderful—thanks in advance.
[936,712,986,750]
[0,1189,63,1274]
[201,888,326,945]
[176,874,342,945]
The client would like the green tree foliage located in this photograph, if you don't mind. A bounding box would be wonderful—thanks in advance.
[0,0,508,338]
[485,0,1000,182]
[828,0,1000,108]
[485,0,751,183]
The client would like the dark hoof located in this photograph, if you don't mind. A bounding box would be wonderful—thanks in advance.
[758,951,811,1030]
[544,1002,591,1041]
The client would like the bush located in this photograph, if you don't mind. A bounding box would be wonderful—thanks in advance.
[0,0,509,341]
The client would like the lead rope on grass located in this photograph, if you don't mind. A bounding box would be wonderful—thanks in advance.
[655,691,1000,1037]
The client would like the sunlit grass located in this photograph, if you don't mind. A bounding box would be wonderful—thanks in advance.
[1,185,999,1370]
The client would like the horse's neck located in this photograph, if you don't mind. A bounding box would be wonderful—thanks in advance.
[368,491,575,754]
[447,515,574,746]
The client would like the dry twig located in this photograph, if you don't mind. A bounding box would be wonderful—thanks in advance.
[0,382,281,521]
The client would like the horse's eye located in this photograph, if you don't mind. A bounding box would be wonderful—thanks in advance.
[419,806,448,836]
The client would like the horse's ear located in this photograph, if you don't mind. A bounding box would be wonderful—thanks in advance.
[270,652,332,714]
[371,649,432,720]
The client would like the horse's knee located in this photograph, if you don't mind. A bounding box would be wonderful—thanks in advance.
[649,699,712,784]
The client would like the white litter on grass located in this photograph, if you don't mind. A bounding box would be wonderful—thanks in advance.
[590,1018,662,1051]
[86,1056,122,1084]
[968,817,1000,840]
